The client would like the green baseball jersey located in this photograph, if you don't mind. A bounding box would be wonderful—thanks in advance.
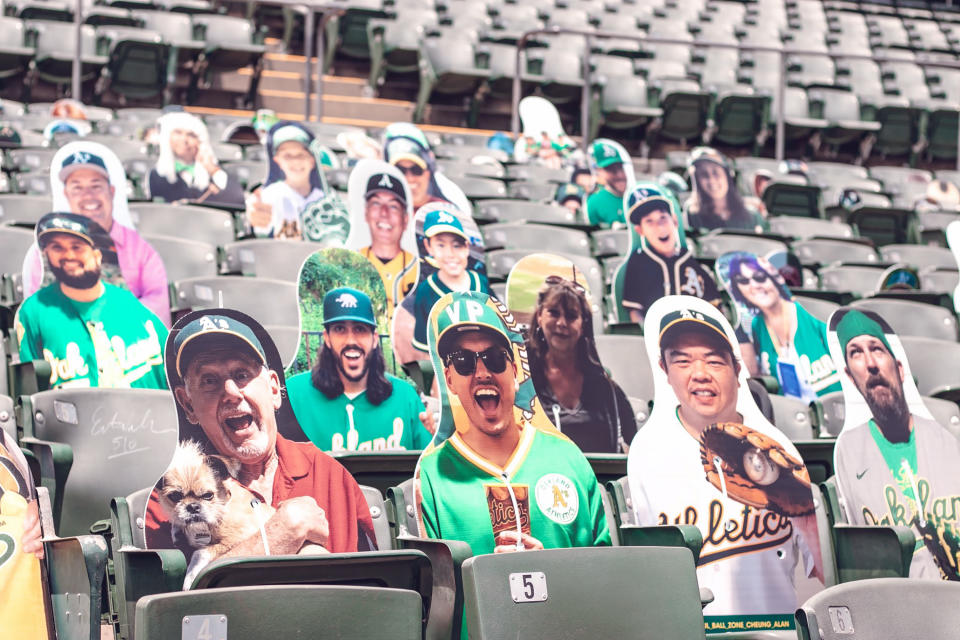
[287,371,432,452]
[753,303,841,400]
[586,187,625,227]
[412,270,489,352]
[417,424,610,640]
[15,282,168,389]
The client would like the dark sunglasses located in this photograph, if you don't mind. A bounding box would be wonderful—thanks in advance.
[396,163,425,177]
[444,346,512,376]
[545,274,586,294]
[733,271,771,286]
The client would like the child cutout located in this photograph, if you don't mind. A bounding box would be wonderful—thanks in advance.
[616,183,721,325]
[410,206,490,355]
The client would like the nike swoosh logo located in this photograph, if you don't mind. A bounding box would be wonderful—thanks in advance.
[857,469,868,479]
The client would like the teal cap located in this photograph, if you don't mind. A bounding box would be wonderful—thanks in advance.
[435,293,512,360]
[423,208,467,240]
[174,313,267,378]
[836,309,893,362]
[323,287,377,328]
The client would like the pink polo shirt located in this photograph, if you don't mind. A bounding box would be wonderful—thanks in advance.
[22,223,171,327]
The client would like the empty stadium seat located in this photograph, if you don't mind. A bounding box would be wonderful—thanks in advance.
[794,295,841,324]
[767,216,854,240]
[142,234,217,283]
[849,297,958,341]
[768,393,816,440]
[818,264,888,298]
[695,231,788,259]
[900,336,960,400]
[128,203,237,248]
[136,585,422,640]
[221,239,320,280]
[880,244,957,271]
[462,547,703,640]
[792,239,881,267]
[595,334,654,401]
[481,223,591,256]
[172,276,299,326]
[473,200,579,227]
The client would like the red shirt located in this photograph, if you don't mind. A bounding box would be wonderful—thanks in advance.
[145,435,376,556]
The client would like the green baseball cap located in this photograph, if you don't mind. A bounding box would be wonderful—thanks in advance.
[323,287,377,328]
[659,308,732,353]
[423,208,467,240]
[174,313,267,378]
[37,212,96,248]
[591,140,623,169]
[435,293,513,360]
[836,309,893,362]
[555,183,585,205]
[271,124,311,150]
[58,149,110,183]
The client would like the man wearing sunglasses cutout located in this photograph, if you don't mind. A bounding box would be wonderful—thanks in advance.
[416,292,609,557]
[620,184,721,324]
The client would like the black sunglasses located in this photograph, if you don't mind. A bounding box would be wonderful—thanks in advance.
[444,346,512,376]
[396,163,425,177]
[733,271,771,286]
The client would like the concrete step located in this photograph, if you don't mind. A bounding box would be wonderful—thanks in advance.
[257,89,414,122]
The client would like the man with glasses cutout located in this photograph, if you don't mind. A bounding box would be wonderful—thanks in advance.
[416,292,609,565]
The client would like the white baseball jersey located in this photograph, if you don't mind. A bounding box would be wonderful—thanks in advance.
[627,410,816,616]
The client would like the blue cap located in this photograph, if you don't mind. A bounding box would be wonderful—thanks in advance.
[423,208,467,240]
[626,184,673,224]
[323,287,377,328]
[58,149,110,182]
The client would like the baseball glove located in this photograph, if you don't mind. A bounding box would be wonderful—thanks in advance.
[917,519,960,581]
[700,422,815,517]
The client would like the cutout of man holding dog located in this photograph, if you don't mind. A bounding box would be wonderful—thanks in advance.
[144,310,376,587]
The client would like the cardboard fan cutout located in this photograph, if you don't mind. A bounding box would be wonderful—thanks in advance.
[346,159,420,317]
[142,309,350,588]
[282,247,431,453]
[613,183,720,325]
[584,137,636,228]
[50,140,136,228]
[827,307,960,581]
[38,211,124,290]
[628,295,824,629]
[715,251,841,402]
[382,122,471,214]
[251,121,350,243]
[685,146,766,233]
[397,202,490,360]
[946,220,960,314]
[505,253,637,453]
[413,290,610,605]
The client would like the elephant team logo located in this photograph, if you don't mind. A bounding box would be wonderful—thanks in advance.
[199,316,229,332]
[535,473,579,525]
[336,292,358,308]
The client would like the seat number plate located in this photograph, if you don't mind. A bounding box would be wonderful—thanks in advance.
[827,606,854,634]
[509,572,548,603]
[182,614,227,640]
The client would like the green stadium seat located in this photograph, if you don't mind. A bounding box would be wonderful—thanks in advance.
[792,238,880,267]
[476,43,541,101]
[132,10,203,72]
[763,179,826,219]
[708,85,771,152]
[604,475,634,529]
[136,585,423,640]
[360,484,393,551]
[863,95,922,160]
[534,48,585,106]
[221,239,320,280]
[171,276,299,326]
[648,78,712,146]
[141,234,217,283]
[797,578,960,640]
[386,477,418,542]
[18,387,177,535]
[455,176,506,200]
[97,25,170,102]
[462,547,704,640]
[845,205,921,247]
[397,536,472,640]
[922,100,960,161]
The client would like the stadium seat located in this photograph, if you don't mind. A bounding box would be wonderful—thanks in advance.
[481,223,592,257]
[762,181,825,218]
[844,206,921,247]
[818,264,887,298]
[595,75,662,140]
[128,203,237,248]
[770,86,829,144]
[922,396,960,440]
[595,334,654,401]
[221,239,320,280]
[794,295,841,325]
[366,11,437,89]
[189,15,266,107]
[899,336,960,400]
[709,85,771,152]
[136,585,422,640]
[767,216,854,240]
[919,268,959,294]
[648,78,712,146]
[796,578,960,640]
[415,33,489,123]
[816,390,845,437]
[97,25,170,102]
[0,16,34,84]
[132,9,204,71]
[6,146,57,173]
[792,239,880,267]
[461,547,703,640]
[18,387,177,535]
[695,231,788,259]
[142,234,217,283]
[591,228,630,258]
[923,101,960,161]
[262,324,299,367]
[768,393,816,440]
[171,276,299,327]
[0,193,48,226]
[454,176,506,200]
[810,88,881,159]
[397,536,472,640]
[26,20,108,96]
[880,244,957,271]
[864,95,922,160]
[386,477,418,542]
[605,475,635,528]
[473,200,580,227]
[850,297,958,341]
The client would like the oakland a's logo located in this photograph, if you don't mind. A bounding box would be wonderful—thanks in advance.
[199,316,229,331]
[69,151,91,165]
[535,473,578,525]
[336,292,358,308]
[377,174,393,189]
[437,211,455,224]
